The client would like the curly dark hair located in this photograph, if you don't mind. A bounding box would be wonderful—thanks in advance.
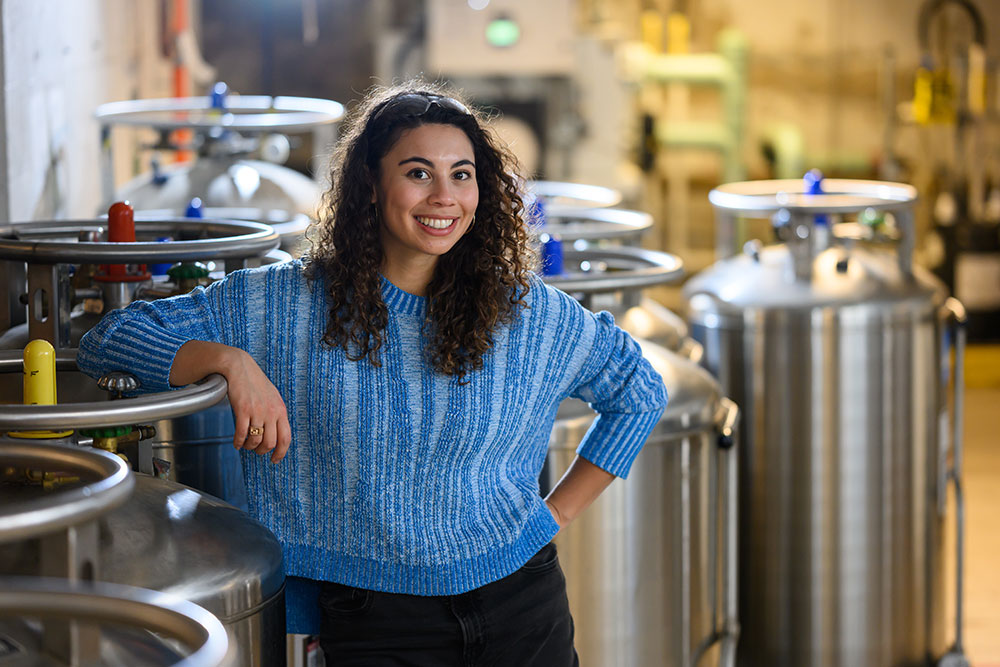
[305,82,535,380]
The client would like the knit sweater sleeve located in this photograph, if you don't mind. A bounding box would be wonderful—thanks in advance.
[77,272,248,393]
[567,308,669,479]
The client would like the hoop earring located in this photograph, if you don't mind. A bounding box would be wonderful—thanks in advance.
[468,214,476,230]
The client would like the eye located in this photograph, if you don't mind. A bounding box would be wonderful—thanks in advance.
[453,169,473,181]
[407,168,430,180]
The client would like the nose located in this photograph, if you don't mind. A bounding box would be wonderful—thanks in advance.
[428,179,456,206]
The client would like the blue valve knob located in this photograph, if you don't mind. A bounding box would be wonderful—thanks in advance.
[210,82,228,110]
[803,169,828,226]
[540,233,564,277]
[804,168,824,195]
[185,197,204,219]
[150,236,174,276]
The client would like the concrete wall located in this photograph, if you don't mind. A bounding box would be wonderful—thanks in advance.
[0,0,172,222]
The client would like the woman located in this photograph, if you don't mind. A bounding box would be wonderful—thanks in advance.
[78,83,668,665]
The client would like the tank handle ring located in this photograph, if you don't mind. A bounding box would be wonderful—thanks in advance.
[544,246,684,294]
[0,217,280,264]
[536,207,654,242]
[0,578,229,666]
[0,445,133,544]
[0,349,228,431]
[526,180,622,208]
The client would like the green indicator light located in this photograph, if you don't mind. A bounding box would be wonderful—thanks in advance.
[486,17,520,48]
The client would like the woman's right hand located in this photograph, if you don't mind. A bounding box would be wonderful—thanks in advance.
[171,340,291,463]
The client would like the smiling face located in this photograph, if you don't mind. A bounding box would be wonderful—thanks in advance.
[374,123,479,293]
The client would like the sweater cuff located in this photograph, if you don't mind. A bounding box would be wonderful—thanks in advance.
[575,407,663,479]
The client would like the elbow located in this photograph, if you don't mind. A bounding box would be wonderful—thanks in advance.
[76,309,130,379]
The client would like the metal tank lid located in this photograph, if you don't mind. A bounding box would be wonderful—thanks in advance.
[100,476,285,621]
[684,243,946,318]
[0,475,284,623]
[554,339,723,439]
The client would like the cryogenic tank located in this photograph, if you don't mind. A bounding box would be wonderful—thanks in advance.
[0,209,281,508]
[0,442,231,666]
[0,346,284,666]
[683,177,968,667]
[96,89,344,249]
[540,208,702,361]
[548,343,739,667]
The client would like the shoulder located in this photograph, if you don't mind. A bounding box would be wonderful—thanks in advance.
[520,272,598,320]
[515,272,609,338]
[521,272,574,308]
[218,258,309,290]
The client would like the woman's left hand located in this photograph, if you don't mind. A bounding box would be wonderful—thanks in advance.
[545,456,616,532]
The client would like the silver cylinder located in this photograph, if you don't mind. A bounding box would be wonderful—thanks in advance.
[0,475,285,667]
[690,292,947,665]
[547,344,738,666]
[685,178,961,666]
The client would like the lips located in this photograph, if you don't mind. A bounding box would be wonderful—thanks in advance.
[415,215,457,230]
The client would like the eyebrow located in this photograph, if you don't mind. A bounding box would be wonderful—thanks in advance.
[398,157,476,169]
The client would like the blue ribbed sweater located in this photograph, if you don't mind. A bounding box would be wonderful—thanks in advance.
[77,259,667,631]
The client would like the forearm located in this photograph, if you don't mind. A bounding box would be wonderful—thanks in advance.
[544,455,615,529]
[169,340,244,386]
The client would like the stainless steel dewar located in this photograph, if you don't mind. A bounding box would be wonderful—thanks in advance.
[543,245,736,667]
[0,420,232,665]
[0,216,281,508]
[547,342,739,667]
[0,353,285,667]
[95,94,345,249]
[684,178,968,666]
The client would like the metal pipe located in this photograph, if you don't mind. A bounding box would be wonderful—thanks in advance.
[708,178,918,215]
[717,397,740,667]
[0,347,78,372]
[939,297,968,665]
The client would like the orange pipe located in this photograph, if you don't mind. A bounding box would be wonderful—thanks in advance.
[172,0,192,163]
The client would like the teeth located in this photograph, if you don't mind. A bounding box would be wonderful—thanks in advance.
[416,216,455,230]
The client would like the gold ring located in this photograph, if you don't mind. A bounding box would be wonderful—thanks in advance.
[248,426,263,437]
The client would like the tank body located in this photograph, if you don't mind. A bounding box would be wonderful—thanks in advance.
[548,342,736,666]
[686,244,951,666]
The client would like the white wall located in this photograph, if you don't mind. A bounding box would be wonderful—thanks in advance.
[0,0,172,222]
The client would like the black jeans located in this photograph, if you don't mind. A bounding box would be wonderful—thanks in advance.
[319,542,578,666]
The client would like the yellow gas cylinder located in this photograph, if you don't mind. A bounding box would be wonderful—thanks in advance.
[7,339,73,438]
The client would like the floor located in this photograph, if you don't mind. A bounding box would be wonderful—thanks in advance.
[954,345,1000,665]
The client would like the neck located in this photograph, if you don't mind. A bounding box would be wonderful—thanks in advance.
[381,257,437,296]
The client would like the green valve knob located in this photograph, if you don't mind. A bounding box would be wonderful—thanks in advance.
[80,426,132,438]
[167,262,210,280]
[859,207,885,228]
